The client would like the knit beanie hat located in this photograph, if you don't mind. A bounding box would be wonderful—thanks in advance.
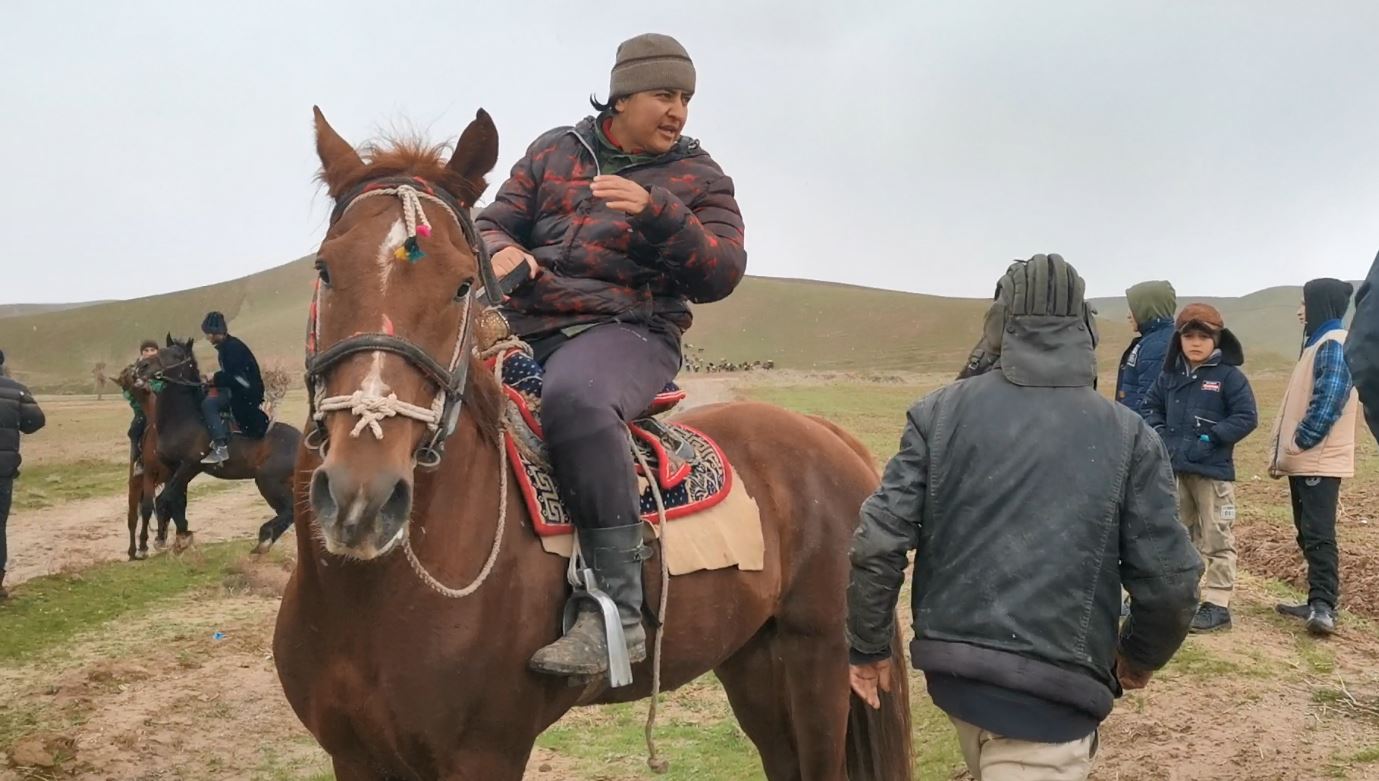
[1176,303,1225,339]
[201,311,228,335]
[609,34,696,98]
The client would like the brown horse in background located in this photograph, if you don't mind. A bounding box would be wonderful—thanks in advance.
[116,365,169,560]
[272,108,912,781]
[136,339,301,552]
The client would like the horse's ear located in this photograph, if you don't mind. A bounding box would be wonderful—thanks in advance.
[314,106,366,198]
[446,108,498,206]
[165,333,174,348]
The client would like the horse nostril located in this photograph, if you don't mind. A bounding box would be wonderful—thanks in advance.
[380,479,412,524]
[310,469,339,521]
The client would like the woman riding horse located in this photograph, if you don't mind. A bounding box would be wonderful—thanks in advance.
[476,33,747,679]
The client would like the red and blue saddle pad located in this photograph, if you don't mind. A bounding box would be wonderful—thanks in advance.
[486,349,732,537]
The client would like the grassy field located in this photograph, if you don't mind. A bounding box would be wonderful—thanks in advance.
[3,372,1379,779]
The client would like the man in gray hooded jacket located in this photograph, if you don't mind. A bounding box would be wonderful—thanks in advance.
[847,255,1201,780]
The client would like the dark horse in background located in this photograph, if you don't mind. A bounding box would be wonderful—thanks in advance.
[137,337,301,552]
[273,107,913,780]
[115,364,170,560]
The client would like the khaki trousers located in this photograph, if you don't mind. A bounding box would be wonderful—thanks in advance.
[950,716,1097,781]
[1177,474,1237,607]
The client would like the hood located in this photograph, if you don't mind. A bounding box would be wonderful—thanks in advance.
[1303,278,1353,337]
[1165,327,1245,372]
[994,254,1098,388]
[1126,281,1177,328]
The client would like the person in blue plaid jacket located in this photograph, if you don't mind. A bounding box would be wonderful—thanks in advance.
[1269,278,1361,637]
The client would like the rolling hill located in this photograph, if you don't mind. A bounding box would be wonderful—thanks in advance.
[0,254,1322,393]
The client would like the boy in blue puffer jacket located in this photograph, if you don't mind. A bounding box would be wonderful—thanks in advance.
[1144,303,1259,632]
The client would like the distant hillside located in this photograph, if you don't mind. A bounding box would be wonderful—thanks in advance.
[0,301,110,319]
[35,255,1359,393]
[0,258,316,392]
[1091,283,1361,364]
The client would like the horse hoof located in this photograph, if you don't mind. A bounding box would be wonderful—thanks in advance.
[173,533,194,554]
[251,540,273,556]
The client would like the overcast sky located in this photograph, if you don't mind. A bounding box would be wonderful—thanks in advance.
[4,1,1377,304]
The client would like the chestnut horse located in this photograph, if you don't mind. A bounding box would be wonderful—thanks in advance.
[116,365,169,560]
[273,107,912,780]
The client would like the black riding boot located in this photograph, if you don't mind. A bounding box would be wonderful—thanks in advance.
[529,523,649,679]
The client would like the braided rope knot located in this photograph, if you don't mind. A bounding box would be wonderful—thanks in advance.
[394,185,433,239]
[316,389,440,440]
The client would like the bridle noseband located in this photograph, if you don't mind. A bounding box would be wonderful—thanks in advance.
[304,176,505,468]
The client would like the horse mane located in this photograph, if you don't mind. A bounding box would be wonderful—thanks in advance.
[326,136,486,207]
[464,355,504,446]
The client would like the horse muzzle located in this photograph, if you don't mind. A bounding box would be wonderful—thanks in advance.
[309,460,413,559]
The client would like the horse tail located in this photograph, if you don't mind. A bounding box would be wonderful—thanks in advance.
[806,414,879,476]
[845,626,913,781]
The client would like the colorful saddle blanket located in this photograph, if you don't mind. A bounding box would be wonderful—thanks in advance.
[489,348,732,537]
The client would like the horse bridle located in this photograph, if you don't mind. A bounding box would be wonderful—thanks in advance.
[304,176,504,468]
[148,353,204,388]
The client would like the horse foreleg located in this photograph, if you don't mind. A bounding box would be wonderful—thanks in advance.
[138,474,157,557]
[126,470,140,561]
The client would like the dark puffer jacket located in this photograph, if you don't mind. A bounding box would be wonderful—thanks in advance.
[847,257,1201,723]
[210,336,268,438]
[0,373,47,478]
[476,117,746,340]
[1348,251,1379,445]
[1143,331,1259,481]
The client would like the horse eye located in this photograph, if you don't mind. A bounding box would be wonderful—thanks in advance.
[454,279,473,301]
[315,258,332,287]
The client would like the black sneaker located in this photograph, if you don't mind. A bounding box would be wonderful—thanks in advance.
[1307,601,1337,636]
[1275,602,1311,620]
[1190,603,1232,633]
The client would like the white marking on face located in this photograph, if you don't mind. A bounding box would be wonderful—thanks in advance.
[375,218,407,288]
[361,352,389,399]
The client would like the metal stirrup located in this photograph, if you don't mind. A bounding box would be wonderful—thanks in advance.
[565,538,635,688]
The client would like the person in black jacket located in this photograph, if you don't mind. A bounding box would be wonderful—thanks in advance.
[1143,304,1258,633]
[198,312,266,465]
[1348,251,1378,446]
[847,255,1201,781]
[0,349,47,599]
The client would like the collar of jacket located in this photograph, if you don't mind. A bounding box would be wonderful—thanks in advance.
[1305,319,1345,348]
[1139,316,1175,335]
[571,116,699,171]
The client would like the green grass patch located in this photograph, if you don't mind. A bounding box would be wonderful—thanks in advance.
[1297,637,1338,675]
[1351,745,1379,764]
[739,383,931,461]
[1158,643,1263,678]
[0,542,244,663]
[252,740,334,781]
[911,689,966,778]
[13,459,129,511]
[537,696,764,780]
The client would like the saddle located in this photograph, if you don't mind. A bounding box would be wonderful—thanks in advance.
[487,347,733,537]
